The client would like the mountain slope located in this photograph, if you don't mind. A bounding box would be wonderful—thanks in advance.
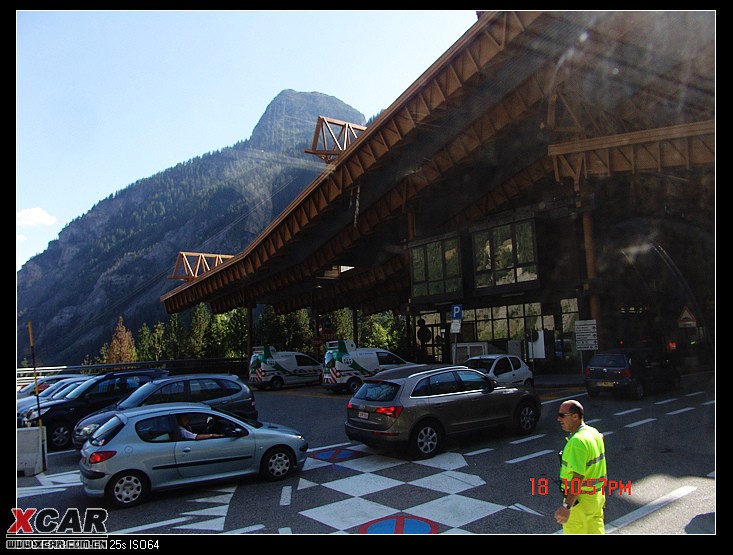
[17,90,365,366]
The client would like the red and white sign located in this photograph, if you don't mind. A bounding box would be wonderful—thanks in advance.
[677,306,697,328]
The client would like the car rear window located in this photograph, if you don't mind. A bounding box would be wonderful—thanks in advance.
[353,381,400,402]
[588,354,627,367]
[89,415,125,447]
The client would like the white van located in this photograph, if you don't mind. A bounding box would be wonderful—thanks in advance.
[248,346,323,390]
[322,339,413,394]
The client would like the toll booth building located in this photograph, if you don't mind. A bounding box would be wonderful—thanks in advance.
[161,11,715,375]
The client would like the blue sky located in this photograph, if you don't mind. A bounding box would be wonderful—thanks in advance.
[16,10,479,271]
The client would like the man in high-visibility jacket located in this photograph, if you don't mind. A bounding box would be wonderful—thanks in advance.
[554,399,607,534]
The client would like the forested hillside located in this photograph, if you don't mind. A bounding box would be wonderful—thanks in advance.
[17,90,366,366]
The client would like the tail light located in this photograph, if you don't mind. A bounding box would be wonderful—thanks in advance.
[584,367,590,378]
[376,406,403,419]
[347,403,403,419]
[620,367,633,378]
[88,450,117,464]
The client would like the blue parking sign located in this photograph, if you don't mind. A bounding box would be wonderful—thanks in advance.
[451,304,462,321]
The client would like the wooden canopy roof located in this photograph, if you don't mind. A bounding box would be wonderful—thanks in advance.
[161,10,715,316]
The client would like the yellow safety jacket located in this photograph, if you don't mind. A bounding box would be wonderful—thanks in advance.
[560,424,607,496]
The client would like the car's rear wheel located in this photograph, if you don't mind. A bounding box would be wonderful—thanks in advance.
[514,401,539,435]
[48,421,73,450]
[410,419,442,459]
[260,446,295,481]
[524,378,534,388]
[270,377,284,391]
[346,378,362,395]
[106,470,149,508]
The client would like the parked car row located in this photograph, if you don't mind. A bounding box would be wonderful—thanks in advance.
[16,373,88,398]
[73,361,539,509]
[15,344,568,511]
[321,339,537,395]
[18,340,686,511]
[71,373,258,449]
[16,376,91,426]
[18,368,169,450]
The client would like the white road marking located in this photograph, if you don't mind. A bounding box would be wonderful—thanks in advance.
[666,407,695,415]
[625,418,657,428]
[280,485,292,505]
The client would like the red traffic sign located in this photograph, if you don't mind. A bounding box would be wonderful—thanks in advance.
[677,306,697,328]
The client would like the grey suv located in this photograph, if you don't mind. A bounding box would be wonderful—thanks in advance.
[345,364,540,459]
[72,373,257,449]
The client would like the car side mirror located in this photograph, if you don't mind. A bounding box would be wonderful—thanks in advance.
[227,427,248,437]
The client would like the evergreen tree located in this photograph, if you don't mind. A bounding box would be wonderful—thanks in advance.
[328,308,354,343]
[185,303,211,358]
[359,313,389,349]
[151,322,166,360]
[163,314,183,360]
[253,305,281,348]
[283,309,314,356]
[226,307,249,358]
[135,323,154,361]
[95,343,109,364]
[204,312,230,358]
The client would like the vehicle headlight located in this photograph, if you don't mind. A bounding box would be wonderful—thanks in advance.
[24,407,49,421]
[79,423,101,437]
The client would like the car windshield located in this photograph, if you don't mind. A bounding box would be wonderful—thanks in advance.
[89,415,124,446]
[18,380,49,395]
[64,379,95,399]
[589,354,627,367]
[213,406,262,427]
[465,357,498,369]
[35,381,67,398]
[353,381,400,402]
[46,380,85,399]
[116,381,156,409]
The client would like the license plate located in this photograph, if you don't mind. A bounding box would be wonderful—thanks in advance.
[597,381,614,387]
[358,411,369,420]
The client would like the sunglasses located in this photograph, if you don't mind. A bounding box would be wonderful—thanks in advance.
[557,412,575,418]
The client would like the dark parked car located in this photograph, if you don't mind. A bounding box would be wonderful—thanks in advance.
[72,373,257,449]
[584,348,681,399]
[79,402,308,508]
[16,376,92,426]
[345,364,541,459]
[19,368,168,450]
[17,373,86,398]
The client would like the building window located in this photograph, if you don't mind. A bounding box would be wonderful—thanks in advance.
[561,298,579,335]
[472,220,537,289]
[410,236,462,299]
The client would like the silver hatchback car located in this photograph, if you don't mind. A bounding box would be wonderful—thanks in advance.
[345,364,540,459]
[79,402,308,508]
[463,354,534,387]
